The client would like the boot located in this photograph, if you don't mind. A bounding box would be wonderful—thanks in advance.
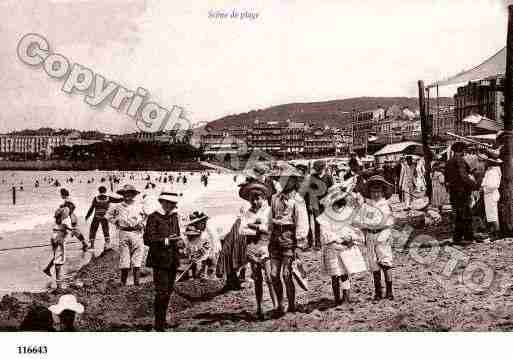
[342,289,353,304]
[121,269,129,285]
[133,268,140,286]
[385,280,394,300]
[154,301,166,331]
[373,271,382,301]
[332,277,342,306]
[43,259,54,277]
[221,272,241,292]
[239,267,247,283]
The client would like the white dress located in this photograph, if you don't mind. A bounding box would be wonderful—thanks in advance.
[318,213,366,277]
[481,166,501,222]
[354,198,394,271]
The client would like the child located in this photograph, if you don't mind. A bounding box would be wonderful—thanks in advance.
[184,212,221,279]
[358,175,395,301]
[60,188,89,251]
[238,181,277,319]
[44,206,72,289]
[318,188,366,305]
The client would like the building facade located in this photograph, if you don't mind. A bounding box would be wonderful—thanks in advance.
[431,105,456,140]
[303,127,335,156]
[352,110,375,150]
[454,78,504,136]
[0,134,66,158]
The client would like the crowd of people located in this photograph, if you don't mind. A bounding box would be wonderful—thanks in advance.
[20,143,507,330]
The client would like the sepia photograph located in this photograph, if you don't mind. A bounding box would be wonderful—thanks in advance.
[1,0,513,356]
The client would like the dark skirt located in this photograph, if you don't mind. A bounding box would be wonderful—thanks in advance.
[216,218,247,278]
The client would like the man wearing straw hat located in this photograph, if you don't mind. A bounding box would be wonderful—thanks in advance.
[105,184,146,286]
[144,190,183,331]
[399,156,416,209]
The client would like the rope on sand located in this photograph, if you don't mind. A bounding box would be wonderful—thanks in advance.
[0,240,84,253]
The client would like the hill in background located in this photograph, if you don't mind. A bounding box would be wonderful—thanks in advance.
[206,96,453,129]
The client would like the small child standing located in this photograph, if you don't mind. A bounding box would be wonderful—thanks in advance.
[60,188,89,251]
[44,206,72,289]
[318,188,366,306]
[358,175,395,301]
[184,212,221,279]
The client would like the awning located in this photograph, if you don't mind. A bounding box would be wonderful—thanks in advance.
[427,47,506,89]
[372,141,423,157]
[360,155,375,162]
[204,149,238,155]
[463,114,504,131]
[468,133,498,141]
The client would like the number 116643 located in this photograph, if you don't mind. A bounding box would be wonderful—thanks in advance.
[17,346,48,355]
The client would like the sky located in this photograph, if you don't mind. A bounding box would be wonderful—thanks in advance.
[0,0,509,134]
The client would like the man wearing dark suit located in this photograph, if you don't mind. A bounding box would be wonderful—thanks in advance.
[445,142,479,245]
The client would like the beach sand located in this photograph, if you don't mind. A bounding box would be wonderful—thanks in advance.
[2,215,513,331]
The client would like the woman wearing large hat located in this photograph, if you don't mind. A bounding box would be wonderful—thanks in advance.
[143,189,183,331]
[237,181,277,319]
[105,184,146,287]
[357,175,395,301]
[480,154,502,240]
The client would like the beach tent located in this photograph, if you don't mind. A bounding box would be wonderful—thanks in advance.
[428,47,506,89]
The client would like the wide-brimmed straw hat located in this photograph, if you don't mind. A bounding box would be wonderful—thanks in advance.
[48,294,84,315]
[362,175,394,199]
[239,181,271,201]
[246,163,269,179]
[478,153,503,165]
[321,185,352,209]
[187,211,209,226]
[158,191,182,203]
[294,164,308,174]
[116,184,140,196]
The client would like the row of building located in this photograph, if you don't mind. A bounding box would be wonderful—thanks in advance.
[199,106,425,158]
[0,131,106,159]
[0,129,192,159]
[199,121,350,158]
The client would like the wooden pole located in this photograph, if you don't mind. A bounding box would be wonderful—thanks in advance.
[12,186,16,205]
[436,85,440,141]
[418,80,433,201]
[499,4,513,235]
